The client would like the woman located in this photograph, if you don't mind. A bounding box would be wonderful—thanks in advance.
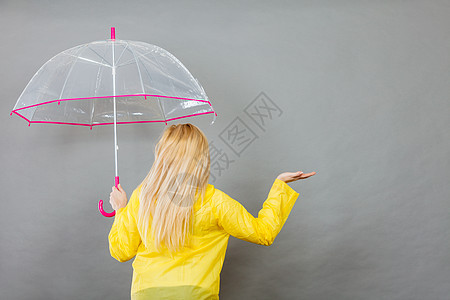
[108,123,316,299]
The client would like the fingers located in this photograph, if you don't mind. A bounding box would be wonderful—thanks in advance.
[300,172,316,178]
[289,171,316,181]
[109,191,118,210]
[110,187,117,200]
[112,184,125,194]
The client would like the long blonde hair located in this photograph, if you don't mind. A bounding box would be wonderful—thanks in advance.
[137,123,211,255]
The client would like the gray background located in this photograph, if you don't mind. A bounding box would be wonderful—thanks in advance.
[1,0,449,299]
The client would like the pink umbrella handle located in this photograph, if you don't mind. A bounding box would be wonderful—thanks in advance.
[98,199,116,217]
[98,176,120,217]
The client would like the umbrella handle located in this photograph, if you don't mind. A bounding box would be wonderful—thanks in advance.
[98,176,120,217]
[98,199,116,217]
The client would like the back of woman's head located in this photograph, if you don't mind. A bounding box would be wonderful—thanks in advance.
[137,123,211,255]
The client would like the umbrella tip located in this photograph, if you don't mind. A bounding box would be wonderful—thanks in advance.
[111,27,115,40]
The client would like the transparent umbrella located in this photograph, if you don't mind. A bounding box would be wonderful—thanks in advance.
[11,27,217,217]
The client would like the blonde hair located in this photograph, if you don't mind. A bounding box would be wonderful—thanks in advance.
[137,123,211,256]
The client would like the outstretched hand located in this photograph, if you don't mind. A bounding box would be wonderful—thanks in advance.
[109,184,128,211]
[277,171,316,183]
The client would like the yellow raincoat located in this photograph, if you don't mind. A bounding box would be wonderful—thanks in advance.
[108,178,300,299]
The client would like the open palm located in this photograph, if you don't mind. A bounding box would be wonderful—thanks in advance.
[277,171,316,183]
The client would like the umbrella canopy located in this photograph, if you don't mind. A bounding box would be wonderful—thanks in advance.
[11,28,216,127]
[11,28,217,217]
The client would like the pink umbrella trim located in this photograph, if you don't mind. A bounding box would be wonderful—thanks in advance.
[11,93,217,127]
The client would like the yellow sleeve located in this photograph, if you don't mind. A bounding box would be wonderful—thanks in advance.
[108,188,142,262]
[211,178,300,246]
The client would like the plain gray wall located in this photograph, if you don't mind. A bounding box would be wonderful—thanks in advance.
[1,0,449,299]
